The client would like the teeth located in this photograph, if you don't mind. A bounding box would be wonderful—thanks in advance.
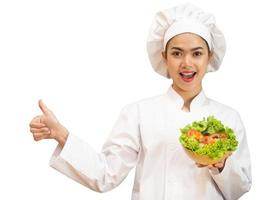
[180,72,196,78]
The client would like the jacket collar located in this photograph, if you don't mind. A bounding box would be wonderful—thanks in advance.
[166,85,209,111]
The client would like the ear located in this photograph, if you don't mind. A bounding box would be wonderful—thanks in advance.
[161,51,166,60]
[161,51,170,77]
[208,51,214,63]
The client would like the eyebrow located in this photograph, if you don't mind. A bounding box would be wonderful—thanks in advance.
[171,47,204,51]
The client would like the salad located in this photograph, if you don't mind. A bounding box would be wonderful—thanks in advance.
[179,116,238,160]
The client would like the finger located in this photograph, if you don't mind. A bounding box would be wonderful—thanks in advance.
[39,99,50,115]
[29,122,46,128]
[207,164,215,169]
[30,116,42,125]
[33,131,51,138]
[30,127,50,133]
[33,132,51,140]
[214,159,225,168]
[33,135,48,141]
[35,132,52,141]
[34,137,43,141]
[213,162,224,168]
[195,162,206,168]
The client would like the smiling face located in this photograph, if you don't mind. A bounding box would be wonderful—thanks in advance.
[162,33,212,94]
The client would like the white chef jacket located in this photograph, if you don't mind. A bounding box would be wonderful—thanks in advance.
[49,85,252,200]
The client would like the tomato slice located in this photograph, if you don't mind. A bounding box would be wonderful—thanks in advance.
[187,129,203,140]
[187,129,221,145]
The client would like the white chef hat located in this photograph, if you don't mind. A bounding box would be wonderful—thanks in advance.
[147,3,226,78]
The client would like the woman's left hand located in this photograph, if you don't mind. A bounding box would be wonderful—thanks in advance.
[195,153,232,172]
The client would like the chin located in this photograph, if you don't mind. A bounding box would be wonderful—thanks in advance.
[173,82,199,93]
[181,85,197,92]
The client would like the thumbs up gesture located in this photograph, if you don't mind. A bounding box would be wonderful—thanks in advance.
[29,100,69,147]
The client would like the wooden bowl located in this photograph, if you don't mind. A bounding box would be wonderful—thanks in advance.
[183,147,231,165]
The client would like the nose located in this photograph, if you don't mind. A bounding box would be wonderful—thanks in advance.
[181,54,192,69]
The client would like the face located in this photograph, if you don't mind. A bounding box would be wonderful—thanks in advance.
[162,33,212,94]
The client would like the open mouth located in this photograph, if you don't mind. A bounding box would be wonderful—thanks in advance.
[179,71,197,82]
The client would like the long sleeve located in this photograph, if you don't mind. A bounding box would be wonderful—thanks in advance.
[49,103,141,192]
[209,112,252,200]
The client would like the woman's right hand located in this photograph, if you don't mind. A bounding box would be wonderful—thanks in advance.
[29,100,69,147]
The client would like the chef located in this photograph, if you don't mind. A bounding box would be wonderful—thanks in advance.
[29,3,252,200]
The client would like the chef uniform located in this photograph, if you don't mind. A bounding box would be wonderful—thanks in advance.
[49,3,252,200]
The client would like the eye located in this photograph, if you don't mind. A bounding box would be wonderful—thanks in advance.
[193,51,203,57]
[171,51,182,57]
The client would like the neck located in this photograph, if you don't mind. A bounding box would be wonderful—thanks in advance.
[171,83,202,112]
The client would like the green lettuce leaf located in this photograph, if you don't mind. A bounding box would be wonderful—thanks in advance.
[179,116,238,159]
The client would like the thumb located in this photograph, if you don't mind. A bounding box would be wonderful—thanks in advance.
[38,99,50,115]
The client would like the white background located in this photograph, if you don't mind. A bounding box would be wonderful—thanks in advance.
[0,0,265,199]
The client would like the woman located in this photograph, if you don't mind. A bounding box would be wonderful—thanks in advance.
[29,3,252,200]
